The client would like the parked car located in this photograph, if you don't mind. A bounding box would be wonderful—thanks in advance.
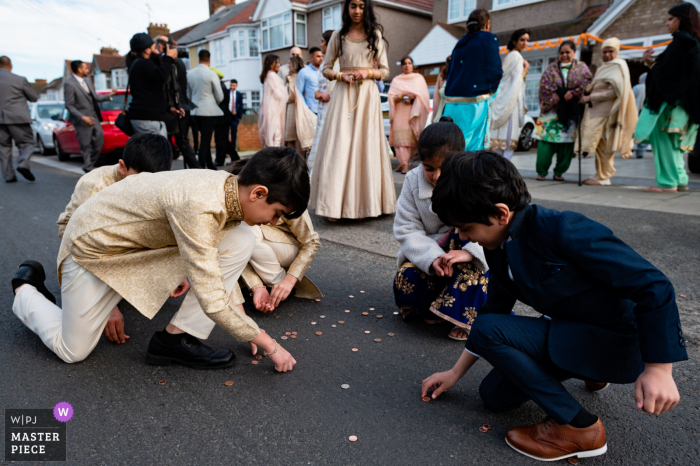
[30,101,65,155]
[53,89,131,164]
[689,148,700,174]
[517,115,536,152]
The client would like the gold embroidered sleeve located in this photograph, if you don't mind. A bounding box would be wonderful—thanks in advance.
[171,210,260,342]
[285,212,320,281]
[322,32,340,81]
[57,176,99,239]
[232,282,245,306]
[375,34,390,81]
[241,264,264,290]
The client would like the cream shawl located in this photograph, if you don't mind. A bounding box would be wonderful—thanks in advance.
[491,50,525,130]
[291,76,318,150]
[388,72,431,145]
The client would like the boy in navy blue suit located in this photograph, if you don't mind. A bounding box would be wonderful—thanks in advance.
[422,151,687,462]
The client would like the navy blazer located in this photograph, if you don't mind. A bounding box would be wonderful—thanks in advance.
[445,31,503,98]
[466,204,688,384]
[227,90,244,124]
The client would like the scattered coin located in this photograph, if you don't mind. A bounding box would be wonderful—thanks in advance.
[680,294,687,298]
[290,335,296,339]
[332,325,337,328]
[158,380,166,385]
[251,360,259,365]
[311,322,317,325]
[360,291,365,293]
[388,333,395,337]
[351,348,358,352]
[292,332,297,335]
[393,312,399,315]
[362,312,369,316]
[338,321,345,324]
[315,331,323,336]
[345,310,351,313]
[349,295,354,298]
[369,308,375,311]
[285,332,291,335]
[315,299,321,302]
[320,315,326,318]
[482,424,492,430]
[341,384,350,389]
[422,396,430,402]
[224,381,234,386]
[255,355,263,360]
[478,426,488,433]
[567,458,579,465]
[348,435,358,442]
[287,313,292,316]
[376,315,383,319]
[364,330,371,334]
[280,336,288,340]
[374,338,382,343]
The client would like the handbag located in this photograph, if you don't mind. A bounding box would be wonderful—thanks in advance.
[115,59,139,136]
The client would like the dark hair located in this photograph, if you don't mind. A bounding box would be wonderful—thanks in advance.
[156,37,169,51]
[416,118,464,162]
[122,133,173,173]
[439,56,451,80]
[559,40,576,53]
[466,9,490,33]
[507,28,530,51]
[432,151,531,226]
[309,46,322,55]
[238,147,310,219]
[230,79,238,84]
[70,60,83,74]
[400,56,413,66]
[198,49,211,61]
[669,2,700,38]
[339,0,387,59]
[289,56,304,75]
[227,158,248,175]
[322,30,334,45]
[260,54,279,83]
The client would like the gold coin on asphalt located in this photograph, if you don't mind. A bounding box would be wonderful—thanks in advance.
[360,291,365,293]
[290,335,297,339]
[315,331,323,336]
[280,336,288,340]
[285,332,291,335]
[345,310,350,313]
[388,333,395,337]
[364,330,370,334]
[338,321,345,324]
[376,315,383,319]
[349,295,354,298]
[315,299,321,302]
[393,312,399,315]
[158,380,166,385]
[483,424,492,430]
[348,435,358,442]
[287,313,292,316]
[567,458,579,465]
[369,308,375,311]
[311,322,317,325]
[251,360,259,365]
[351,348,358,352]
[362,312,369,316]
[374,338,382,343]
[422,396,430,402]
[256,355,263,360]
[478,426,488,433]
[224,381,234,386]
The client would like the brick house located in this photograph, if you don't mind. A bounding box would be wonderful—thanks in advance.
[91,47,127,91]
[38,77,63,101]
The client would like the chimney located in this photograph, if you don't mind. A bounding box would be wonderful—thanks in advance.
[34,79,47,86]
[147,23,170,39]
[209,0,236,16]
[99,47,119,56]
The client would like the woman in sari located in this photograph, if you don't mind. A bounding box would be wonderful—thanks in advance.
[432,56,450,123]
[388,56,431,174]
[308,30,337,168]
[578,38,638,186]
[442,9,503,150]
[310,0,396,220]
[534,40,592,181]
[285,56,317,157]
[490,28,530,160]
[258,54,286,148]
[634,2,700,192]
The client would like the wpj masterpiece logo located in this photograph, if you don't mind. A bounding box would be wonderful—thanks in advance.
[4,403,72,462]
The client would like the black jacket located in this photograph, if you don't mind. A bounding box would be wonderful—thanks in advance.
[127,55,174,121]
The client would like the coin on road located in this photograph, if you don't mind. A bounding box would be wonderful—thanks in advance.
[287,313,292,316]
[374,338,382,343]
[341,384,350,389]
[567,458,579,465]
[251,360,259,365]
[255,355,263,359]
[362,312,369,316]
[345,310,350,313]
[311,322,317,325]
[158,380,166,385]
[332,324,337,328]
[285,332,291,335]
[315,331,323,336]
[364,330,370,334]
[388,333,395,337]
[315,299,321,302]
[320,315,325,318]
[376,315,383,319]
[351,348,358,352]
[338,321,345,324]
[292,332,297,335]
[422,396,430,402]
[349,295,354,298]
[280,336,288,340]
[360,291,365,293]
[349,435,358,442]
[478,426,488,433]
[290,335,296,339]
[369,308,375,311]
[224,381,234,386]
[483,424,492,430]
[393,311,399,315]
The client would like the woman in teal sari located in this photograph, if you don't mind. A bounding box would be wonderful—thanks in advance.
[634,2,700,192]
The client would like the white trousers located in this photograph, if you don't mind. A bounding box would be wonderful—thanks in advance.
[13,224,255,363]
[248,225,299,286]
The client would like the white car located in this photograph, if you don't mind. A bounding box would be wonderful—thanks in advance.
[30,101,65,155]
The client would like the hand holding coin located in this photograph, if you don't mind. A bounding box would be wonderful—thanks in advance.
[252,286,272,313]
[421,369,460,400]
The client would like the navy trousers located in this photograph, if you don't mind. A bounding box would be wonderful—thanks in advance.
[470,314,588,425]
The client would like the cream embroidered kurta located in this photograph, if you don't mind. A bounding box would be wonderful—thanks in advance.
[56,164,125,239]
[57,170,261,342]
[239,211,322,299]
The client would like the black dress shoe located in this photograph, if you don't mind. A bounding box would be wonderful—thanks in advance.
[16,167,35,181]
[6,177,17,183]
[12,260,56,304]
[145,331,235,369]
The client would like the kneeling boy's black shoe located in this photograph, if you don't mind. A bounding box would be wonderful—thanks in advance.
[12,260,56,304]
[145,331,235,370]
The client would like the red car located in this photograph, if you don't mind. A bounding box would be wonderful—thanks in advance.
[53,89,131,164]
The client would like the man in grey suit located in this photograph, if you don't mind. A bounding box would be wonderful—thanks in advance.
[187,49,223,169]
[64,60,116,172]
[0,56,38,182]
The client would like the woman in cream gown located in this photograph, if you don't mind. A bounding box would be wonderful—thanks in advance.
[309,0,396,220]
[258,55,286,148]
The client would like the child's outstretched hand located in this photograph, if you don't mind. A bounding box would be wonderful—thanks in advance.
[270,274,298,309]
[635,363,680,414]
[252,286,273,312]
[436,250,474,277]
[422,369,460,399]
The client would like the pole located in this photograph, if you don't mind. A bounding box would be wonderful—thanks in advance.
[577,104,583,186]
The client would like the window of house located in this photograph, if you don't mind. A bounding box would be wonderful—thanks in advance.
[261,13,293,51]
[322,5,341,31]
[232,29,259,60]
[213,38,224,65]
[112,69,127,89]
[249,29,259,57]
[523,55,556,115]
[238,30,247,58]
[246,90,261,111]
[448,0,476,23]
[295,13,307,47]
[491,0,546,11]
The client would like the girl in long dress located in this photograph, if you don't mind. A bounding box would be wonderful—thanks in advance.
[388,56,431,174]
[258,54,286,148]
[285,56,317,157]
[309,0,396,220]
[490,28,530,160]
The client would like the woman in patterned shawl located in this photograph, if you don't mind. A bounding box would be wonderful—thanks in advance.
[534,40,592,181]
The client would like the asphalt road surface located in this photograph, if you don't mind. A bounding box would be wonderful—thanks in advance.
[1,164,698,465]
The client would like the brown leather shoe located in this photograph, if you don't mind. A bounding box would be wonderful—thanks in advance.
[585,381,611,392]
[506,417,607,461]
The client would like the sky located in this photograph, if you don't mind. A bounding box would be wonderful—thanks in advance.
[0,0,211,82]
